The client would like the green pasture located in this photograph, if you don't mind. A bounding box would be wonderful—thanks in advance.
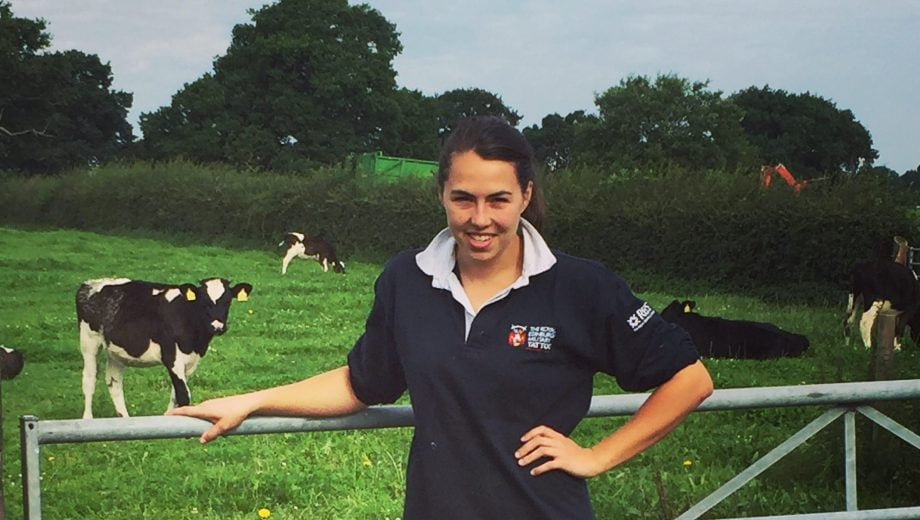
[1,227,918,519]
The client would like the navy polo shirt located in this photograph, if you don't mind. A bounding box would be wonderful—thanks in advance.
[347,239,698,519]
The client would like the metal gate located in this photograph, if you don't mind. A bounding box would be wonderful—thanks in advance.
[21,379,920,519]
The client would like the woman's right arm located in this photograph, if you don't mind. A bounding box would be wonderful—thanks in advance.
[166,365,367,443]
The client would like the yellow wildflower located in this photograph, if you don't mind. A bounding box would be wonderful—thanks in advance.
[683,459,693,467]
[258,508,271,518]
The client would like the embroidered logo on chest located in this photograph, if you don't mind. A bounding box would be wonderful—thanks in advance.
[508,324,556,352]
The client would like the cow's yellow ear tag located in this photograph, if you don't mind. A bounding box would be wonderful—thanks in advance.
[683,303,692,313]
[237,289,249,302]
[185,288,197,301]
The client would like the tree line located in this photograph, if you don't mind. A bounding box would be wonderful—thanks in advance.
[1,0,917,182]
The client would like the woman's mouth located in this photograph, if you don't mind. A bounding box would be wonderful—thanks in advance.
[467,232,494,250]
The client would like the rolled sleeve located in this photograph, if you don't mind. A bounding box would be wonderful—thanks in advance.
[606,312,699,392]
[347,269,407,405]
[596,274,700,392]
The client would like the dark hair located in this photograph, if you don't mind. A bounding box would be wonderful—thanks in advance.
[436,116,547,233]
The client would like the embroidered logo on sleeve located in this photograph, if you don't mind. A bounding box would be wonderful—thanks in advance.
[508,324,556,352]
[627,302,655,332]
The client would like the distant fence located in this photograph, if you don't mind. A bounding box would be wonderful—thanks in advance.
[21,379,920,520]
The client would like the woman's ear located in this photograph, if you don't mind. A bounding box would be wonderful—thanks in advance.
[437,183,446,207]
[521,180,534,211]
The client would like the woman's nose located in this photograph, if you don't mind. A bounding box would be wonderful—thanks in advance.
[470,202,490,226]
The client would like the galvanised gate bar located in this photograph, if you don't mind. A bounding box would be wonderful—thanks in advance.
[21,379,920,520]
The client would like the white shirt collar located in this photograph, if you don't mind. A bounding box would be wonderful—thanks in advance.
[415,218,557,290]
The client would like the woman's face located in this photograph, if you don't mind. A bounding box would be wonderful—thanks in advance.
[440,150,532,269]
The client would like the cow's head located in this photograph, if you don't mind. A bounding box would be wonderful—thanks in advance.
[661,300,682,320]
[179,279,253,335]
[680,300,697,313]
[0,346,23,380]
[661,299,698,322]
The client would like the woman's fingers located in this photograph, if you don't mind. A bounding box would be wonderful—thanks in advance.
[165,400,248,443]
[515,426,563,466]
[516,424,600,478]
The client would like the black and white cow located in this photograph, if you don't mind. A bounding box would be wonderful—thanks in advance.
[0,346,24,380]
[77,277,252,418]
[280,232,345,274]
[661,300,809,360]
[844,259,920,350]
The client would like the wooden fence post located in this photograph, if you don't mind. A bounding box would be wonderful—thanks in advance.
[871,310,898,381]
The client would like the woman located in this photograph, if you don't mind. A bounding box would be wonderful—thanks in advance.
[168,115,713,519]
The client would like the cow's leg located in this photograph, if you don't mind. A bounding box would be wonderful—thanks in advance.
[105,354,130,417]
[843,293,859,346]
[281,243,305,274]
[322,258,329,272]
[165,362,191,412]
[80,322,104,419]
[893,311,905,351]
[281,249,295,274]
[859,300,882,349]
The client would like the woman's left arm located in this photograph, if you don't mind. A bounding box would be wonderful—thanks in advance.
[516,360,713,478]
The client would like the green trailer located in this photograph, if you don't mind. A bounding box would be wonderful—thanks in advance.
[356,151,438,179]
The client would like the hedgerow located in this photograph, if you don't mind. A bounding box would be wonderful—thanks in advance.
[0,160,914,300]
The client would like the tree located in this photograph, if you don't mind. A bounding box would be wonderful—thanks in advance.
[370,86,522,161]
[377,88,441,160]
[581,74,753,171]
[372,87,521,161]
[434,88,521,137]
[141,0,403,170]
[139,74,233,164]
[901,165,920,190]
[858,164,898,181]
[731,85,878,178]
[522,111,599,172]
[0,1,133,174]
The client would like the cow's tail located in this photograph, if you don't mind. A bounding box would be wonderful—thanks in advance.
[843,267,866,345]
[843,269,862,344]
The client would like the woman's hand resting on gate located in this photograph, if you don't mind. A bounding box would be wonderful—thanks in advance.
[166,394,260,443]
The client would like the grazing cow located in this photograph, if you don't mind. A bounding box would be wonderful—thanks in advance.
[280,232,346,274]
[844,259,920,350]
[661,300,809,360]
[0,346,24,380]
[77,277,252,418]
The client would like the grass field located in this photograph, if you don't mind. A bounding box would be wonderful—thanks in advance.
[1,226,919,519]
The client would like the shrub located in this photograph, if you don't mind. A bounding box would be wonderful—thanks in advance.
[0,161,914,298]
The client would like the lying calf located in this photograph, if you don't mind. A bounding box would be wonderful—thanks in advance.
[661,300,809,360]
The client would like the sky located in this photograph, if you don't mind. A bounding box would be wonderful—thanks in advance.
[11,0,920,173]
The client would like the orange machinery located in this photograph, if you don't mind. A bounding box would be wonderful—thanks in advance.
[760,163,808,193]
